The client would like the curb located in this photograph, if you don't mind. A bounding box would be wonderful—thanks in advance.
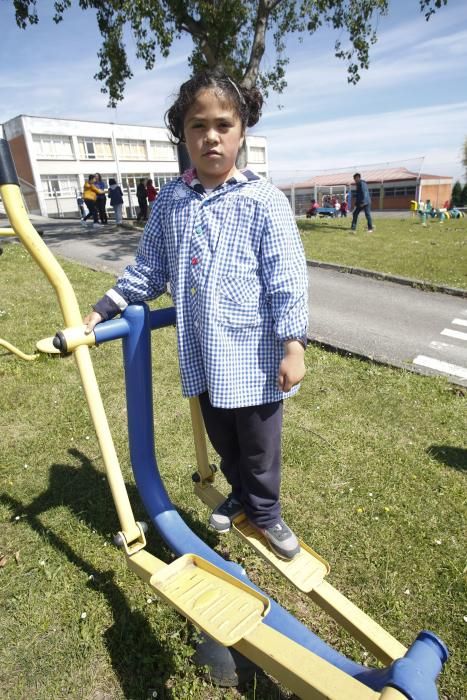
[306,259,467,299]
[120,221,145,233]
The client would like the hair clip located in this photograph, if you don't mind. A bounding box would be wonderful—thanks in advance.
[226,77,245,103]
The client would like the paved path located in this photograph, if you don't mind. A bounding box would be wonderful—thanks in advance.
[309,267,467,387]
[6,218,467,387]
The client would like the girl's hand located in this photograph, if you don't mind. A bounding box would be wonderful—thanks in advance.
[278,340,306,392]
[83,310,103,334]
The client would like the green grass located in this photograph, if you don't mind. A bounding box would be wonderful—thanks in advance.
[1,243,466,700]
[298,215,467,289]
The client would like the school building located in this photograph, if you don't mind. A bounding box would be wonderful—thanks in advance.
[1,115,269,218]
[278,166,453,216]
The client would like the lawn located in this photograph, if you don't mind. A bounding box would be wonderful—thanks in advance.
[0,243,466,700]
[298,215,467,290]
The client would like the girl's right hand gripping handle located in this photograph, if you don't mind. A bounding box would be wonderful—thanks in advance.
[0,139,20,186]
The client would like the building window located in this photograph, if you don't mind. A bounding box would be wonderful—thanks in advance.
[32,134,74,160]
[121,173,178,192]
[78,137,113,160]
[383,186,416,197]
[149,141,177,161]
[121,174,151,192]
[40,174,80,197]
[153,173,178,188]
[117,139,147,160]
[248,146,266,164]
[89,174,117,188]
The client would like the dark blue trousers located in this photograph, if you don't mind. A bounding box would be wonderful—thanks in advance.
[351,204,373,230]
[198,392,283,528]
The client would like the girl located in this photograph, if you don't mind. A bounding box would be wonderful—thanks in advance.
[108,178,124,224]
[146,178,158,209]
[84,71,308,560]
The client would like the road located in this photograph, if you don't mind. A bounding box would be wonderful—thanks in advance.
[5,217,467,387]
[309,266,467,387]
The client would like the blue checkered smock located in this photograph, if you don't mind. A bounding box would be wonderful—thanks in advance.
[105,169,308,409]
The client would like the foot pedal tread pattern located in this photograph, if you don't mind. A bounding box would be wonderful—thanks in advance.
[233,515,329,592]
[150,553,270,646]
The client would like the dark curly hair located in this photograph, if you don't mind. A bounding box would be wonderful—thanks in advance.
[165,70,263,144]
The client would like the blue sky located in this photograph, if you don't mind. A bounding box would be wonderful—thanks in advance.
[2,0,466,181]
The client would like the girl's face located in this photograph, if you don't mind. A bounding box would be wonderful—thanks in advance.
[183,88,244,189]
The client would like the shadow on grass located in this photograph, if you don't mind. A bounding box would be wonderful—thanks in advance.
[427,445,467,472]
[300,223,348,233]
[1,448,290,700]
[1,448,178,700]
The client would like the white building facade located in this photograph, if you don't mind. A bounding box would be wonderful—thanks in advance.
[2,115,268,218]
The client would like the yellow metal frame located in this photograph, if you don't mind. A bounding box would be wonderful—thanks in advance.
[1,180,409,700]
[1,183,143,549]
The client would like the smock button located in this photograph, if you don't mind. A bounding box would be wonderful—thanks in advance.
[191,257,198,265]
[191,287,196,295]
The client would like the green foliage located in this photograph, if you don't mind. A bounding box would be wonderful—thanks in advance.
[11,0,448,105]
[451,180,463,206]
[461,183,467,206]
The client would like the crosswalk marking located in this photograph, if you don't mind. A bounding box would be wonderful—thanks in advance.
[429,340,460,352]
[440,328,467,341]
[452,318,467,327]
[413,355,467,380]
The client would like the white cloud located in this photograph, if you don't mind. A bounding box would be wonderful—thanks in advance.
[265,102,467,179]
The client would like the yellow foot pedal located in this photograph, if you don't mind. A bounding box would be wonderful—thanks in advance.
[232,515,330,593]
[194,483,329,592]
[149,553,270,646]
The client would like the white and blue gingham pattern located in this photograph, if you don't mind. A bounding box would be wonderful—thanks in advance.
[114,171,308,408]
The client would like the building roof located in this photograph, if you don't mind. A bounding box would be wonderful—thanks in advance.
[1,114,266,140]
[278,166,452,189]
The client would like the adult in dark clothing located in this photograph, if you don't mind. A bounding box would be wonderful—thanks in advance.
[350,173,373,233]
[136,179,148,221]
[95,173,108,223]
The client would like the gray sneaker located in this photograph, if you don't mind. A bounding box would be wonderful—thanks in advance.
[209,495,244,533]
[261,519,300,560]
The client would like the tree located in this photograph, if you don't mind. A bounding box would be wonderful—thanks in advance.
[11,0,448,105]
[461,184,467,207]
[451,181,462,207]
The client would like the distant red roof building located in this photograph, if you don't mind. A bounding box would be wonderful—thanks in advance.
[278,167,452,213]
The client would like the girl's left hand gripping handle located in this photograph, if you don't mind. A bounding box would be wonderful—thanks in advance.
[0,139,20,186]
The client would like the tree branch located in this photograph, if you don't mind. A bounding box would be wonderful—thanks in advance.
[242,0,271,88]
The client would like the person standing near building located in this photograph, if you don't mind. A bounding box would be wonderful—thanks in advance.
[350,173,373,233]
[82,174,104,226]
[95,173,108,224]
[146,179,158,210]
[108,178,124,224]
[136,178,148,221]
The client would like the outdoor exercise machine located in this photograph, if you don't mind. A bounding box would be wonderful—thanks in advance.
[0,137,449,700]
